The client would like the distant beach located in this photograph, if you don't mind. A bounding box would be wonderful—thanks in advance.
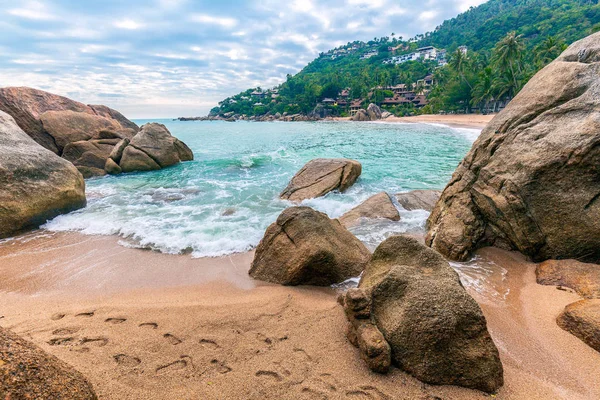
[334,113,495,130]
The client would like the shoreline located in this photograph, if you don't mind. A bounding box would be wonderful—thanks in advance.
[1,230,599,399]
[332,113,494,130]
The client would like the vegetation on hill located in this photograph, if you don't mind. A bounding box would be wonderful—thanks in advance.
[212,0,600,118]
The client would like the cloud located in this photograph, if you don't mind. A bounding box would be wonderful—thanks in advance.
[0,0,488,118]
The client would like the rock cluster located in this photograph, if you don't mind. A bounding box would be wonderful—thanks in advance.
[426,32,600,262]
[249,207,371,286]
[557,299,600,353]
[339,192,400,228]
[340,235,503,393]
[280,158,362,202]
[352,103,384,121]
[0,327,97,399]
[395,190,441,212]
[0,111,86,238]
[0,87,193,178]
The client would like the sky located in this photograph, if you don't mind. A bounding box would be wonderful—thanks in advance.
[0,0,487,118]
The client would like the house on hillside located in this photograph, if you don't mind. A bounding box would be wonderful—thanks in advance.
[251,90,266,99]
[321,98,336,105]
[360,50,378,60]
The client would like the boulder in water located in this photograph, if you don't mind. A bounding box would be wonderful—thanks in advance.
[426,32,600,262]
[341,235,503,393]
[280,158,361,202]
[0,326,97,399]
[249,206,371,285]
[339,192,400,227]
[395,190,441,212]
[0,111,86,238]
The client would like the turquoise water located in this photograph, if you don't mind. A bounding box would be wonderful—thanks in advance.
[44,120,478,257]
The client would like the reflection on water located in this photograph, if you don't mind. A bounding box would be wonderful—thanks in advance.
[450,255,511,303]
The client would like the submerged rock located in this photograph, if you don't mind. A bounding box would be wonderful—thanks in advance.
[426,32,600,262]
[280,158,362,202]
[249,206,371,286]
[341,235,503,393]
[0,327,97,399]
[395,190,441,212]
[339,192,400,228]
[0,111,86,238]
[557,299,600,353]
[536,259,600,299]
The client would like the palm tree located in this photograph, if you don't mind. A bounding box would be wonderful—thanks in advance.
[449,48,472,89]
[493,32,525,90]
[534,36,566,67]
[471,67,495,113]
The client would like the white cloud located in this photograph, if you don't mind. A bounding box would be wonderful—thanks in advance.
[8,1,56,20]
[189,14,238,28]
[114,19,144,30]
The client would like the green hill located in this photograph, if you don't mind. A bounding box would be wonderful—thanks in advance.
[211,0,600,119]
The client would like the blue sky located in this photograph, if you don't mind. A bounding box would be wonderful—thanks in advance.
[0,0,486,118]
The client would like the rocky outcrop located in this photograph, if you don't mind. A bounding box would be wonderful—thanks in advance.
[0,327,97,399]
[0,87,193,178]
[395,190,441,212]
[352,109,370,121]
[249,207,371,286]
[536,259,600,299]
[352,103,383,122]
[0,111,86,238]
[557,299,600,353]
[339,192,400,228]
[426,32,600,262]
[280,158,362,202]
[340,235,503,393]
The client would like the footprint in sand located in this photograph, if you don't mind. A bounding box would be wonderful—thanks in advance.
[199,339,220,350]
[75,311,95,318]
[105,318,126,324]
[155,356,191,375]
[345,385,390,400]
[48,337,75,346]
[163,333,182,345]
[210,359,232,374]
[114,354,141,367]
[139,322,158,329]
[255,370,284,382]
[80,337,109,347]
[52,327,79,335]
[51,313,66,321]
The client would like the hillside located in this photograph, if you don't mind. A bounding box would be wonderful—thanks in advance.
[210,0,600,119]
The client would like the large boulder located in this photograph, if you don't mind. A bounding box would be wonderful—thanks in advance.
[280,158,362,202]
[366,103,382,120]
[0,327,97,399]
[341,235,503,393]
[62,139,121,178]
[249,206,371,286]
[339,192,400,228]
[557,299,600,353]
[119,146,161,172]
[536,259,600,299]
[0,111,86,238]
[352,109,370,122]
[426,32,600,262]
[395,190,441,212]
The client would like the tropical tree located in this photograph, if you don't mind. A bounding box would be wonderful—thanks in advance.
[471,67,495,113]
[449,48,472,89]
[534,36,566,67]
[493,31,525,90]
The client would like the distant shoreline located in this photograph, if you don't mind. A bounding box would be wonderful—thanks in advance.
[332,114,494,130]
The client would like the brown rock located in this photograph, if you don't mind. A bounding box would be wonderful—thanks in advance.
[557,299,600,352]
[89,104,139,131]
[395,190,441,211]
[339,192,400,227]
[426,32,600,262]
[536,259,600,299]
[0,110,86,238]
[109,138,130,163]
[105,158,122,175]
[62,140,117,178]
[352,109,370,121]
[353,235,503,393]
[0,327,97,399]
[174,138,194,161]
[249,206,371,285]
[280,158,362,202]
[128,123,180,168]
[366,103,382,120]
[119,146,161,172]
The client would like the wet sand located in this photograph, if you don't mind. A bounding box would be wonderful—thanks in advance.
[1,231,599,399]
[333,114,494,129]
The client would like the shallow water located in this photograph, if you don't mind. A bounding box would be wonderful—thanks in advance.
[44,120,478,257]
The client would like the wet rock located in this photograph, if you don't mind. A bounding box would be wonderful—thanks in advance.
[342,235,503,393]
[536,259,600,299]
[0,111,86,238]
[426,32,600,262]
[127,123,181,168]
[109,138,130,164]
[395,190,441,212]
[104,158,122,175]
[222,207,236,216]
[249,206,371,286]
[174,138,194,161]
[339,192,400,228]
[557,299,600,352]
[0,326,97,399]
[119,146,161,172]
[280,158,362,202]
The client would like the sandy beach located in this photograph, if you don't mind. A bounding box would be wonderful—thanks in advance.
[333,114,495,129]
[1,230,599,400]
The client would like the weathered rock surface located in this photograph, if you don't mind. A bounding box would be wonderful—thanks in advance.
[62,139,121,178]
[280,158,362,202]
[119,146,161,172]
[339,192,400,227]
[342,235,503,393]
[395,190,441,212]
[127,123,181,168]
[0,327,97,399]
[536,259,600,299]
[426,32,600,262]
[366,103,382,120]
[0,111,86,238]
[249,206,371,286]
[557,299,600,353]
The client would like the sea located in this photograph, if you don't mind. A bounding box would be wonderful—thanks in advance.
[44,120,480,258]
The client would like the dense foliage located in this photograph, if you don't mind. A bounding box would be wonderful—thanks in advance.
[213,0,600,118]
